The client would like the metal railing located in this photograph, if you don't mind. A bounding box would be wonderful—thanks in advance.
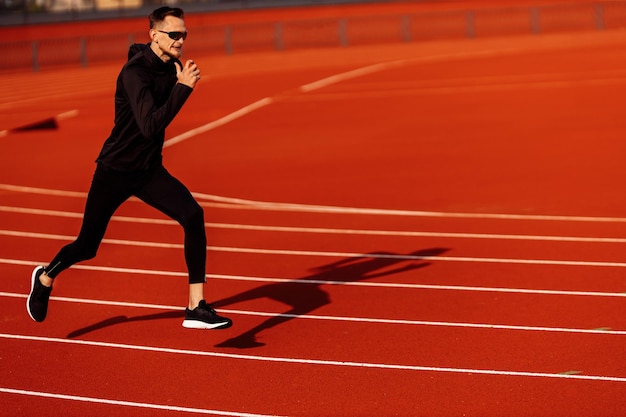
[2,1,626,72]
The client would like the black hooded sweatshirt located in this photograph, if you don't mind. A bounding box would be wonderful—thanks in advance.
[96,43,193,172]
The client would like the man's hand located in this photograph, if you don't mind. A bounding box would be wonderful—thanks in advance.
[175,59,201,88]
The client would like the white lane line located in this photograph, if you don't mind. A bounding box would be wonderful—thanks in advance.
[298,60,406,92]
[2,333,625,382]
[2,257,626,299]
[193,191,626,223]
[56,109,80,121]
[296,48,586,94]
[1,259,625,298]
[163,97,273,148]
[206,274,626,299]
[164,46,622,148]
[202,222,626,243]
[0,229,182,249]
[0,387,285,417]
[4,183,626,223]
[4,228,626,268]
[0,184,87,198]
[291,76,626,100]
[1,291,625,335]
[0,205,174,224]
[163,63,406,148]
[210,245,626,268]
[5,205,626,243]
[161,49,530,148]
[164,58,408,148]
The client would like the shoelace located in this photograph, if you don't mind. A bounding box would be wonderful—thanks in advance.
[197,302,217,317]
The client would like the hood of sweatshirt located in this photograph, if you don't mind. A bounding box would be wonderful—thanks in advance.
[128,43,148,60]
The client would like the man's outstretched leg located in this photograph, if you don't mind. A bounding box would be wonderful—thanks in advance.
[27,165,133,323]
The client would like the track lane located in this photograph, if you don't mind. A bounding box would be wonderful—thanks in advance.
[2,325,625,417]
[3,257,626,376]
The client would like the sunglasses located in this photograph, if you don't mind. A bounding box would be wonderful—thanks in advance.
[157,30,188,41]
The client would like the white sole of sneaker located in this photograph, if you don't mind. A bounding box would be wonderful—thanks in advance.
[26,265,44,322]
[182,319,231,330]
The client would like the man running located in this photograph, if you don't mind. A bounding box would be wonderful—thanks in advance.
[27,6,232,330]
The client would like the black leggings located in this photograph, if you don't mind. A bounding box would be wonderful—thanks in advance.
[45,164,207,284]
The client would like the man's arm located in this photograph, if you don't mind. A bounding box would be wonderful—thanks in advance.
[123,63,194,139]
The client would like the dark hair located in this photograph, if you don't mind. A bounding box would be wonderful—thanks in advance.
[149,7,184,29]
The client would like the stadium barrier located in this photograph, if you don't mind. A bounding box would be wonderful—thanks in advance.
[2,1,626,72]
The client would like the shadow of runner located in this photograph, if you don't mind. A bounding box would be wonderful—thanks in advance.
[213,247,449,349]
[65,248,448,341]
[67,311,184,339]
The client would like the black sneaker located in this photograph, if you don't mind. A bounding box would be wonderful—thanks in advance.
[182,300,232,329]
[27,266,52,322]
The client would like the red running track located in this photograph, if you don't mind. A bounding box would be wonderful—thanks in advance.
[1,25,626,417]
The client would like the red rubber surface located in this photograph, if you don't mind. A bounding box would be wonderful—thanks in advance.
[1,4,626,416]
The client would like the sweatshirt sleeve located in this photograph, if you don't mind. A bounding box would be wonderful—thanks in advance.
[121,66,193,139]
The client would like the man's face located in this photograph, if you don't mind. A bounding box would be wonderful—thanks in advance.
[150,15,187,61]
